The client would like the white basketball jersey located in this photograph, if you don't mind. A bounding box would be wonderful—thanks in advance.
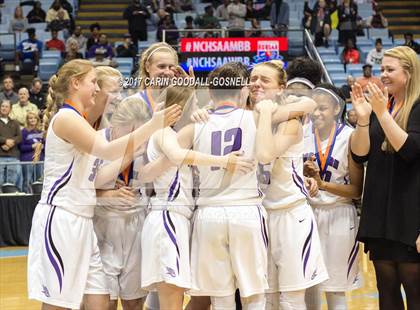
[94,128,148,217]
[303,123,354,206]
[39,109,97,218]
[193,107,262,207]
[147,130,194,218]
[262,136,308,210]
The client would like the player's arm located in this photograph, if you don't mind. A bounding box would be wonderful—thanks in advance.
[271,95,317,124]
[53,104,181,161]
[156,126,251,170]
[256,100,302,164]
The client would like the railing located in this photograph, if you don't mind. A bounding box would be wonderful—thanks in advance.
[303,29,332,84]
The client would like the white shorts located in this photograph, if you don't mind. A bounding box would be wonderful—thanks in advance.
[141,210,191,290]
[312,204,362,291]
[28,204,108,309]
[190,205,268,298]
[266,203,329,292]
[93,210,147,300]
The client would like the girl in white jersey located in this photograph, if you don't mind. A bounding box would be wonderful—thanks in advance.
[251,61,329,310]
[142,85,254,310]
[27,59,181,310]
[303,84,364,310]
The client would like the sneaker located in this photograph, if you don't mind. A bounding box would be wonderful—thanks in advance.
[34,65,39,72]
[15,65,20,72]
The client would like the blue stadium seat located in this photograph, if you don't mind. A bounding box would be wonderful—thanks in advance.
[322,55,341,64]
[326,64,345,74]
[120,67,132,78]
[39,60,59,82]
[346,64,365,75]
[318,47,337,56]
[331,73,347,87]
[368,28,389,40]
[42,50,61,60]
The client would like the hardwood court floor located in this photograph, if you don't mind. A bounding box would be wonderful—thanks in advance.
[0,246,383,309]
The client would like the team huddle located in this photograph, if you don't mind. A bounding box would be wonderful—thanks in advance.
[27,41,375,310]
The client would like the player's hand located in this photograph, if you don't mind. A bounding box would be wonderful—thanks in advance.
[113,186,137,206]
[171,65,195,79]
[351,83,372,124]
[416,233,420,253]
[151,103,182,129]
[366,83,388,117]
[190,108,210,123]
[255,99,277,114]
[304,177,318,197]
[224,151,255,174]
[303,155,319,177]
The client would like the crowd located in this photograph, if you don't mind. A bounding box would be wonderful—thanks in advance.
[0,75,45,193]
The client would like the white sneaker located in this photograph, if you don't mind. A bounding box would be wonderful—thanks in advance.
[34,65,39,71]
[15,65,20,71]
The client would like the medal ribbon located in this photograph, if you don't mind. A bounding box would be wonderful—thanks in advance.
[62,99,88,120]
[314,122,338,179]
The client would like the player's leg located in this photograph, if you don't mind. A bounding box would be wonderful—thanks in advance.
[185,296,211,310]
[156,282,185,310]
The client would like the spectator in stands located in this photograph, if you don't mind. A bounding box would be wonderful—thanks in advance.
[228,0,247,37]
[195,5,221,30]
[86,22,101,51]
[366,5,388,29]
[116,34,137,58]
[157,14,179,45]
[46,29,65,53]
[346,109,357,128]
[58,0,73,16]
[246,18,262,38]
[366,38,384,65]
[63,37,83,62]
[179,0,193,11]
[47,9,71,35]
[403,32,420,54]
[306,0,332,47]
[46,0,70,24]
[10,87,39,128]
[286,56,323,86]
[0,76,18,105]
[183,15,195,38]
[19,111,43,192]
[355,63,383,92]
[256,0,272,20]
[89,47,117,67]
[28,78,45,111]
[341,74,355,103]
[15,28,43,73]
[87,33,114,59]
[25,1,46,23]
[9,6,28,34]
[337,0,357,45]
[245,0,256,20]
[0,100,22,190]
[215,0,230,21]
[123,0,151,50]
[270,0,289,36]
[160,0,181,15]
[66,25,87,55]
[340,37,360,64]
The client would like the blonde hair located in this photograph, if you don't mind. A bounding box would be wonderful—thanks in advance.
[253,60,287,86]
[111,96,151,128]
[25,111,41,131]
[383,46,420,152]
[158,85,194,110]
[34,59,94,161]
[138,42,178,90]
[95,66,122,89]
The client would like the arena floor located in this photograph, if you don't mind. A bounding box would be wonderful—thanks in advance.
[0,246,393,309]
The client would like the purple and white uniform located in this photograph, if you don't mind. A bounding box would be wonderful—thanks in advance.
[189,107,269,298]
[28,107,108,309]
[303,123,361,292]
[141,129,194,290]
[261,126,329,292]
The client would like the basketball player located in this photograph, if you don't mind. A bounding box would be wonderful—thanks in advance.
[27,59,181,310]
[303,84,364,310]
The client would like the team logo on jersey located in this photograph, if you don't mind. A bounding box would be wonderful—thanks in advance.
[166,267,176,278]
[42,285,50,297]
[311,269,318,280]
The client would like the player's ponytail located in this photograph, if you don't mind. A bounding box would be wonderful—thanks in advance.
[34,59,94,161]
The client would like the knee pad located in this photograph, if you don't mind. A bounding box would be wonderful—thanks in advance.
[279,290,306,310]
[211,295,236,310]
[241,293,266,310]
[326,292,347,310]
